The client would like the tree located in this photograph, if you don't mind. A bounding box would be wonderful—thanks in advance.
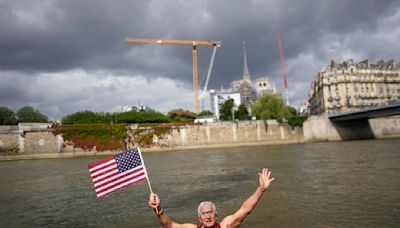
[61,110,170,124]
[0,106,18,125]
[285,106,297,116]
[235,103,249,120]
[16,106,49,123]
[219,98,235,120]
[197,110,213,116]
[251,94,294,121]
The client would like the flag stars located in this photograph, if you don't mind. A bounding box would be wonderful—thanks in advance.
[116,148,142,173]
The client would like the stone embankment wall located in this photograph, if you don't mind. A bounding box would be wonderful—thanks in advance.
[0,123,62,156]
[126,120,303,150]
[1,117,399,159]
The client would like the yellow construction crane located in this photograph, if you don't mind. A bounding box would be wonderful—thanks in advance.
[125,38,222,113]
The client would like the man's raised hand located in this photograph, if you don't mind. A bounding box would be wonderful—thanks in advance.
[258,168,275,191]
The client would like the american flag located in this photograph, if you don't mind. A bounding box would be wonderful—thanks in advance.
[88,148,148,198]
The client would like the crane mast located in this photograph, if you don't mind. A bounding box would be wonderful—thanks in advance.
[125,38,222,113]
[200,45,218,111]
[277,32,289,106]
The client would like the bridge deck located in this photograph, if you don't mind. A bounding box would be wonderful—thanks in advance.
[328,101,400,122]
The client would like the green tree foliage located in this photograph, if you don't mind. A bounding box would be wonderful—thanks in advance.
[234,103,249,120]
[61,111,108,124]
[288,116,307,127]
[251,94,293,121]
[16,106,48,123]
[285,106,297,116]
[115,111,170,123]
[61,110,169,124]
[167,109,196,122]
[252,94,307,127]
[0,106,18,125]
[197,110,213,116]
[219,98,235,120]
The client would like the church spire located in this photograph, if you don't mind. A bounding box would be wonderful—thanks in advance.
[243,41,251,82]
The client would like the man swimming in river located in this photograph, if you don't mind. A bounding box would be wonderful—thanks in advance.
[149,168,275,228]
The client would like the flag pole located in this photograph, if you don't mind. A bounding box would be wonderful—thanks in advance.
[137,147,159,214]
[137,147,154,193]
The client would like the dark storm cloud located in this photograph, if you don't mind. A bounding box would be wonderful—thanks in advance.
[0,0,399,119]
[0,0,147,71]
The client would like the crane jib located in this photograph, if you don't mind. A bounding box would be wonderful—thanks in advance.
[125,37,222,113]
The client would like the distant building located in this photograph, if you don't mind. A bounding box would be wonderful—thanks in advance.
[255,76,277,98]
[308,59,400,115]
[122,103,156,112]
[210,42,279,119]
[194,116,216,123]
[210,90,241,121]
[230,42,257,111]
[298,102,309,116]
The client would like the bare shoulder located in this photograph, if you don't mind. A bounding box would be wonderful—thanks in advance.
[171,222,197,228]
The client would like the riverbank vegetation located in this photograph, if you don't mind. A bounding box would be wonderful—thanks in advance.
[52,123,128,151]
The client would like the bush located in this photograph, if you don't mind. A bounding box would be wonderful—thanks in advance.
[115,111,170,123]
[288,116,307,127]
[167,109,196,122]
[61,111,109,124]
[52,123,127,151]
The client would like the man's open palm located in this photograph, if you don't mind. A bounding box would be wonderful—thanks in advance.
[259,168,275,190]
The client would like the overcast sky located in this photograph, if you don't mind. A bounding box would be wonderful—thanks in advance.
[1,0,399,120]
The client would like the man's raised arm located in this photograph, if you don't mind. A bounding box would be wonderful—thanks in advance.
[220,168,275,227]
[148,193,196,228]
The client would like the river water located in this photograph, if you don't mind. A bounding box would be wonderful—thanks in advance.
[0,139,399,227]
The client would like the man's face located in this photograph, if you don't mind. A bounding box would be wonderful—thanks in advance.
[198,206,217,227]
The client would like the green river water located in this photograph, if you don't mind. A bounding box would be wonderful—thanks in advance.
[0,139,399,227]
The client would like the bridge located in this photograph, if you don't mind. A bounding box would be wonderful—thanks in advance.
[328,100,400,122]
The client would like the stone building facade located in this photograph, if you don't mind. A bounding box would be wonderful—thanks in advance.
[255,76,277,98]
[309,59,400,115]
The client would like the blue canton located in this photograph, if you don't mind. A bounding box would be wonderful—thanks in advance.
[115,148,142,173]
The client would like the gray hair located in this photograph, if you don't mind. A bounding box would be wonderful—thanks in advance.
[197,201,217,217]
